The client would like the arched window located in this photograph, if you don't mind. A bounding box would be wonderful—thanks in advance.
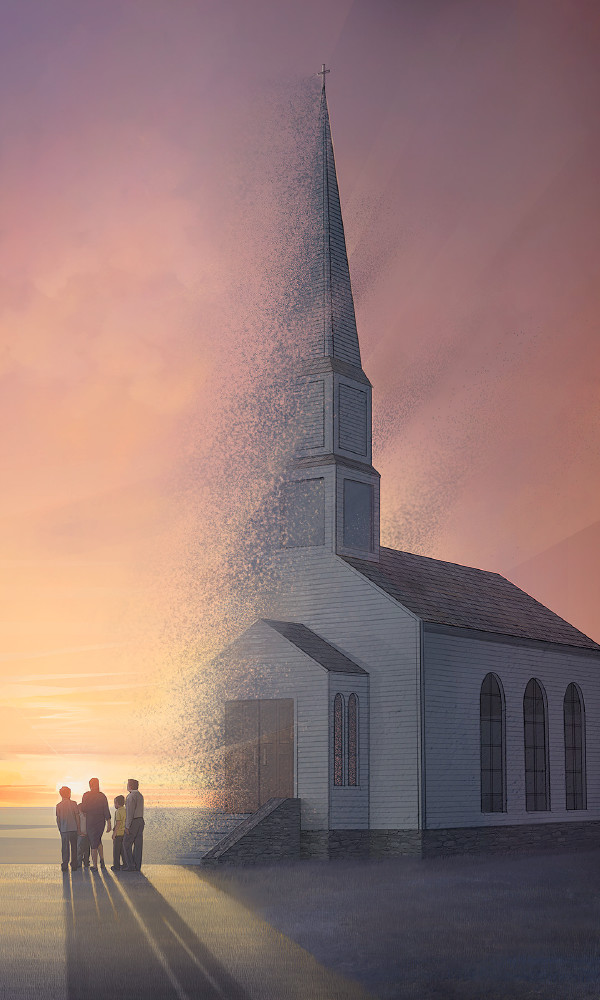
[333,693,344,786]
[564,683,586,810]
[524,678,550,811]
[348,694,358,786]
[480,673,505,812]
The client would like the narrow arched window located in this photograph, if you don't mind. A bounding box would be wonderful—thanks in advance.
[564,683,586,810]
[348,694,358,786]
[333,694,344,786]
[480,673,505,812]
[524,678,550,811]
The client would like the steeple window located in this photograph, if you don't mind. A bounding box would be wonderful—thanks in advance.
[343,480,373,551]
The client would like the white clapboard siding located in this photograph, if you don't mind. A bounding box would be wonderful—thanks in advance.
[213,622,329,830]
[423,627,600,829]
[273,548,421,829]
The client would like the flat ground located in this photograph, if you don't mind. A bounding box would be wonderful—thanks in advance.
[1,864,372,1000]
[202,849,600,1000]
[2,850,600,1000]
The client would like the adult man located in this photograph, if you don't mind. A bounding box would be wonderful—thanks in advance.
[80,777,111,872]
[56,785,80,872]
[122,778,144,872]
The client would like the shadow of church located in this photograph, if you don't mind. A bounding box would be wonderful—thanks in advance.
[62,868,250,1000]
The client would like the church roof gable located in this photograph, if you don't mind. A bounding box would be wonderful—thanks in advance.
[261,619,367,674]
[342,547,600,652]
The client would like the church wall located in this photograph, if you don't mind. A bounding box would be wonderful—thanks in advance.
[423,627,600,829]
[212,622,329,830]
[273,549,422,830]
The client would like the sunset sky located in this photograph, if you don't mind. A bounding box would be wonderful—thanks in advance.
[1,0,599,806]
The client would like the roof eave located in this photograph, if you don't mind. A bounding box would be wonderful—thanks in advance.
[423,620,600,657]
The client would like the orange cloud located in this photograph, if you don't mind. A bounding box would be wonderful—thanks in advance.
[0,785,56,807]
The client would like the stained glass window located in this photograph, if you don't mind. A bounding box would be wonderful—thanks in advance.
[348,694,358,786]
[333,693,344,786]
[564,683,586,810]
[524,678,550,812]
[480,673,505,813]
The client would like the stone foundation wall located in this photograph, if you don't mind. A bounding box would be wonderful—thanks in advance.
[301,821,600,860]
[421,820,600,858]
[301,829,422,859]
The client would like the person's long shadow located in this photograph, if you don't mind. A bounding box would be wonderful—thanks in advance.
[62,868,251,1000]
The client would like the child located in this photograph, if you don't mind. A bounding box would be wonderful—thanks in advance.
[56,786,80,872]
[111,794,126,871]
[76,803,90,868]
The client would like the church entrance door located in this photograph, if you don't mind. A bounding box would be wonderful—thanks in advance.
[223,698,294,813]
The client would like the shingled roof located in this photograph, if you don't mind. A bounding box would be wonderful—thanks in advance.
[262,620,367,674]
[342,547,600,652]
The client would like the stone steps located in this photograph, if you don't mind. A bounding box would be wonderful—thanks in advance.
[173,812,251,864]
[201,798,301,866]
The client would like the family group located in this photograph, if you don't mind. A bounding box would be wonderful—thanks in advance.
[55,777,145,873]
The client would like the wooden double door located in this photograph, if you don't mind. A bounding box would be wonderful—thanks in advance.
[223,699,294,813]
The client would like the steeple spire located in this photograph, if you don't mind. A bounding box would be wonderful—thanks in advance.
[316,69,361,367]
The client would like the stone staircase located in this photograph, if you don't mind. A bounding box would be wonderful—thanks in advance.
[174,811,251,864]
[201,797,301,866]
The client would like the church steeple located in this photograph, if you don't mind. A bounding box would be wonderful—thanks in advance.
[318,67,362,367]
[280,69,381,563]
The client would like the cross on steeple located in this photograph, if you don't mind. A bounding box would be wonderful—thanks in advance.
[318,63,330,92]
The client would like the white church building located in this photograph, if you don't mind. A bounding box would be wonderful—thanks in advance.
[209,75,600,858]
